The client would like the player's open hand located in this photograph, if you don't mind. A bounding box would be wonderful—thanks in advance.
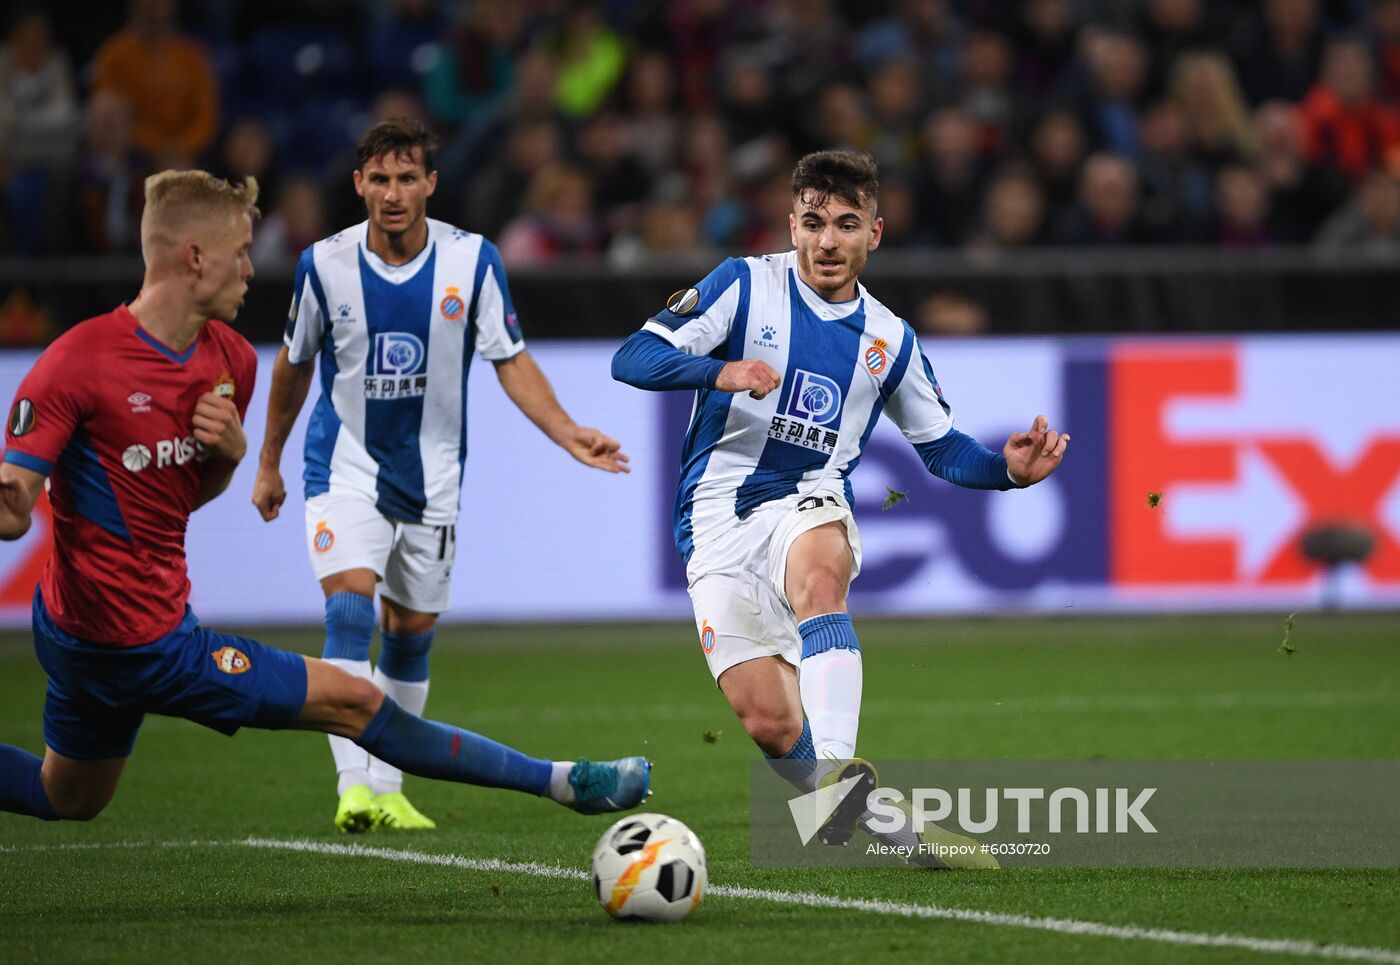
[252,464,286,521]
[716,360,781,400]
[564,426,631,473]
[192,392,247,464]
[1003,414,1070,487]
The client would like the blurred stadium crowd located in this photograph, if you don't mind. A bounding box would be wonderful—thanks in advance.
[4,0,1400,271]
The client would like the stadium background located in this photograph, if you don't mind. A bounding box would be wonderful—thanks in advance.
[0,0,1397,622]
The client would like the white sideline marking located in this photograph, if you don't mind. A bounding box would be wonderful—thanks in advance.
[6,838,1394,963]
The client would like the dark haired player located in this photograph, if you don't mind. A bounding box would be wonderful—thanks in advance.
[612,150,1067,865]
[0,169,649,827]
[252,117,630,832]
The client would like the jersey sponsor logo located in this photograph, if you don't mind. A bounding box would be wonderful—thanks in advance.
[211,646,251,674]
[752,324,780,350]
[367,332,429,399]
[127,392,152,413]
[666,287,701,315]
[7,398,35,436]
[865,340,888,375]
[155,434,208,469]
[213,370,236,400]
[785,369,842,426]
[313,521,334,553]
[700,621,716,654]
[121,444,152,472]
[768,415,839,454]
[440,286,465,321]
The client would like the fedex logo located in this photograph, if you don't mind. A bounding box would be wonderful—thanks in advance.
[1110,346,1400,585]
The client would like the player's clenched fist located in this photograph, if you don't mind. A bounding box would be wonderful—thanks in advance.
[251,465,286,521]
[716,359,782,400]
[192,392,247,463]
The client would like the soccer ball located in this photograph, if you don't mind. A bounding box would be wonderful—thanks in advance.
[591,812,707,922]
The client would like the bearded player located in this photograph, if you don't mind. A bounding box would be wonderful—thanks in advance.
[612,150,1067,865]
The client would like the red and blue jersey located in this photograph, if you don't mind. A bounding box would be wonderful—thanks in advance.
[3,305,256,646]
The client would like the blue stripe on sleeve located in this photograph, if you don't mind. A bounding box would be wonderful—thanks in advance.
[914,429,1018,491]
[611,331,726,391]
[3,450,53,476]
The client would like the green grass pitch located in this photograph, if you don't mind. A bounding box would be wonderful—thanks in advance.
[2,613,1397,964]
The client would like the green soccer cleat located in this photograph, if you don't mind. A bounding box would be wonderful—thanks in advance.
[334,784,381,834]
[373,792,437,830]
[566,757,652,814]
[817,758,879,847]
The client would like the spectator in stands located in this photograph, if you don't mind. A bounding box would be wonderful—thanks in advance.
[670,112,746,247]
[250,175,327,270]
[1253,99,1347,242]
[0,8,79,255]
[67,89,153,255]
[807,82,869,154]
[1169,50,1257,171]
[499,163,603,265]
[1014,0,1080,100]
[606,195,712,267]
[1233,0,1322,105]
[1028,107,1087,227]
[970,165,1050,251]
[1298,35,1400,184]
[872,175,921,248]
[1315,171,1400,258]
[575,110,652,244]
[92,0,218,168]
[856,0,961,92]
[463,116,563,238]
[619,50,681,176]
[423,0,524,129]
[1055,152,1151,245]
[1137,98,1212,242]
[209,118,278,219]
[1212,164,1275,249]
[541,0,627,119]
[961,30,1018,157]
[864,60,925,170]
[1077,26,1149,159]
[915,105,994,246]
[1139,0,1218,99]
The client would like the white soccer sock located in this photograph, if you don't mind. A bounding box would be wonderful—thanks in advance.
[367,669,429,794]
[799,647,863,761]
[548,761,576,804]
[325,658,374,795]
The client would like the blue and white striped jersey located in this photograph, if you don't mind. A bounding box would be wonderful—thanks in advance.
[285,219,524,525]
[641,250,957,560]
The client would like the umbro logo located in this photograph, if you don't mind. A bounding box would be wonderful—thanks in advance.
[127,392,152,413]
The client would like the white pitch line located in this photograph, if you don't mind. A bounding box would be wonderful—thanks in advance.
[3,837,1398,963]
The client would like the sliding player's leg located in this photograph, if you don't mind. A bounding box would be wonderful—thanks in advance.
[296,656,649,814]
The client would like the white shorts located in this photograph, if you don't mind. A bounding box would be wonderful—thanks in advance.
[304,491,457,614]
[686,492,862,683]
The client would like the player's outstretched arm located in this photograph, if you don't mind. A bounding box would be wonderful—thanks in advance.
[1003,414,1070,486]
[494,350,630,473]
[0,461,46,540]
[253,346,316,520]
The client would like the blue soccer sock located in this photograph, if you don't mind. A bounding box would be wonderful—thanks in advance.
[0,744,59,820]
[763,719,818,792]
[357,697,552,796]
[369,629,434,794]
[798,612,863,762]
[323,592,376,794]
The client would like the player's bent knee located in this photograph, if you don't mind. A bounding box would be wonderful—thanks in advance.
[789,568,847,617]
[737,709,803,756]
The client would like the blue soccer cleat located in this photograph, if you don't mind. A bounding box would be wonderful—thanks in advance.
[566,757,652,814]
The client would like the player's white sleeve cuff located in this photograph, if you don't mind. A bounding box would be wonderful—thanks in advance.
[481,341,528,363]
[641,320,684,346]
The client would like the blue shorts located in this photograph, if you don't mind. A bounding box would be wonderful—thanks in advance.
[33,589,309,760]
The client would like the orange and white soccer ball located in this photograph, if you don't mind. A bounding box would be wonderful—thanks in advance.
[591,812,707,922]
